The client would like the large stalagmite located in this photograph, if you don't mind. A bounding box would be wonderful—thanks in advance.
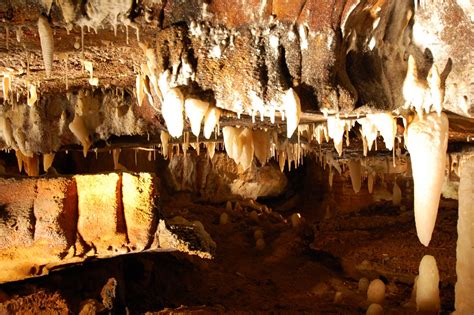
[455,155,474,314]
[416,255,440,313]
[406,113,449,246]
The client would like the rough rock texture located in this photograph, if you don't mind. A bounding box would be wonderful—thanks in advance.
[300,154,410,216]
[0,0,472,155]
[34,177,77,251]
[0,172,214,283]
[0,177,36,249]
[122,172,158,251]
[165,152,287,202]
[413,0,473,117]
[75,173,127,253]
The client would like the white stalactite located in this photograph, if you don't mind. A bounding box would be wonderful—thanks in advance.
[203,107,221,139]
[348,160,362,193]
[162,88,184,138]
[69,114,91,158]
[160,130,170,159]
[284,88,301,138]
[406,112,449,246]
[38,16,54,78]
[42,153,55,172]
[184,98,209,137]
[253,129,271,166]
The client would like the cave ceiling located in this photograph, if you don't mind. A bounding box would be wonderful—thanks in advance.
[0,0,472,157]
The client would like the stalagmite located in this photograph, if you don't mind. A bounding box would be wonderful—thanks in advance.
[416,255,440,313]
[69,114,91,157]
[367,279,385,304]
[43,153,55,172]
[184,98,209,137]
[368,172,374,194]
[283,88,301,138]
[406,112,449,246]
[256,238,265,251]
[348,160,362,193]
[162,88,184,138]
[366,304,383,315]
[454,155,474,314]
[252,129,271,166]
[392,181,401,206]
[219,212,229,225]
[203,107,221,139]
[254,229,264,240]
[37,16,54,78]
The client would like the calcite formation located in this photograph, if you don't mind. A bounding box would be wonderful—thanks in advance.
[0,0,472,309]
[416,255,440,313]
[455,154,474,314]
[0,172,215,283]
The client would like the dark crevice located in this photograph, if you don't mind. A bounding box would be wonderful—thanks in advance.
[277,45,292,90]
[257,36,269,99]
[158,0,168,29]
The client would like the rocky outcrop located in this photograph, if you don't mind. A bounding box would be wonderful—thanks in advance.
[165,152,287,202]
[0,172,215,283]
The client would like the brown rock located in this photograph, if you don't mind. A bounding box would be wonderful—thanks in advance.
[0,177,37,250]
[34,177,77,251]
[207,0,271,27]
[100,278,117,310]
[122,172,158,251]
[194,31,262,116]
[296,0,346,31]
[75,173,127,253]
[273,0,307,23]
[79,299,104,315]
[0,173,215,283]
[165,153,287,202]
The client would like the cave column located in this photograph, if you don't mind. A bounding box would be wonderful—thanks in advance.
[455,154,474,313]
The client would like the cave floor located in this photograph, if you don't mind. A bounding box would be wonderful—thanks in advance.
[0,195,457,314]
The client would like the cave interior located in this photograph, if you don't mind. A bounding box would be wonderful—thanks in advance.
[0,0,473,314]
